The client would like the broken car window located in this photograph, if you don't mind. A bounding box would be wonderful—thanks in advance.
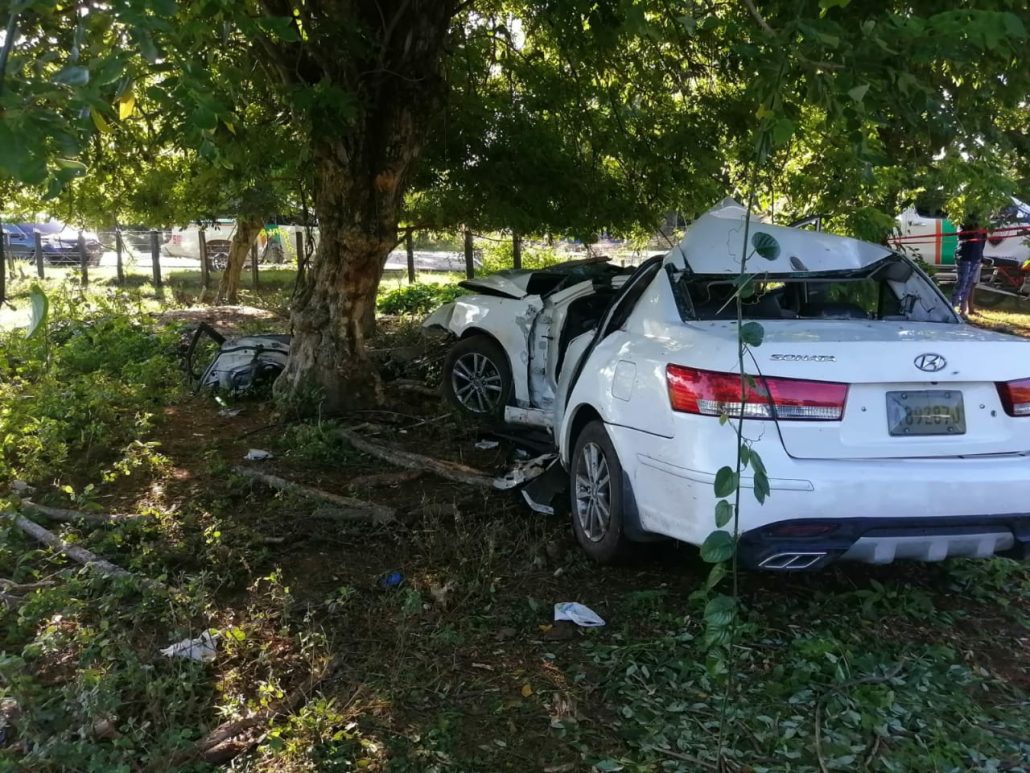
[671,256,957,324]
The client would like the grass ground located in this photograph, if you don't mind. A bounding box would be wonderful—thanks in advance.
[0,275,1027,772]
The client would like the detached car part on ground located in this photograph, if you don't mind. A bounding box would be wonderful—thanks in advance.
[425,199,1030,571]
[184,323,290,395]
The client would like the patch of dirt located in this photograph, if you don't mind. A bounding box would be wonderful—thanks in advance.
[154,304,285,334]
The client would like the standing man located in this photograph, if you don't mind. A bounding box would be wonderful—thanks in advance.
[952,217,987,316]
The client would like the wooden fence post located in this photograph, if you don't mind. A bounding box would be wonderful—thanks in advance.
[198,228,209,292]
[78,231,89,287]
[295,229,304,266]
[464,228,474,280]
[251,242,259,288]
[406,231,415,284]
[115,230,125,284]
[150,230,162,288]
[513,231,522,270]
[34,231,44,278]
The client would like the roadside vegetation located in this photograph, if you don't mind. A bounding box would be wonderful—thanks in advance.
[1,279,1027,771]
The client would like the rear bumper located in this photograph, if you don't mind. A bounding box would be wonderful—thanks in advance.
[738,514,1030,570]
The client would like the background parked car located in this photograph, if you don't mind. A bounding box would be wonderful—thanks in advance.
[2,221,104,265]
[162,220,235,263]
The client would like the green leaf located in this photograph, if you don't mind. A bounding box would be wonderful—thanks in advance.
[135,29,160,63]
[27,286,49,339]
[704,594,737,627]
[91,108,111,134]
[751,231,781,261]
[705,561,727,590]
[55,158,87,173]
[740,321,764,347]
[848,84,870,103]
[753,470,771,504]
[771,118,795,147]
[713,466,738,498]
[54,65,89,87]
[714,499,733,528]
[748,449,767,476]
[700,530,735,563]
[819,0,851,9]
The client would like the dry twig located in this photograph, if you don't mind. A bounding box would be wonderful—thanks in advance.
[233,467,396,524]
[337,428,494,489]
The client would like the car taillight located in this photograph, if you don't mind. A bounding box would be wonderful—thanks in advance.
[666,365,848,421]
[996,378,1030,417]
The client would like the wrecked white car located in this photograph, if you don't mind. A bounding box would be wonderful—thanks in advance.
[424,200,1030,570]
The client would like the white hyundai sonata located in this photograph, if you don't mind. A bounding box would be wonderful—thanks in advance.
[424,200,1030,570]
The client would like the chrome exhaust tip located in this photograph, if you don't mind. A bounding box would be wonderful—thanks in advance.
[759,552,828,570]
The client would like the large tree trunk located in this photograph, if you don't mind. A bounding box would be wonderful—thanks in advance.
[217,216,264,304]
[269,2,457,414]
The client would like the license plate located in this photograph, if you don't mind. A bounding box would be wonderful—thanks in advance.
[886,390,965,436]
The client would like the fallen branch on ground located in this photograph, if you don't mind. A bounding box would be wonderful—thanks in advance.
[187,657,342,765]
[233,467,395,524]
[21,499,147,526]
[337,428,494,489]
[389,378,440,398]
[346,469,422,489]
[0,577,58,610]
[4,513,137,581]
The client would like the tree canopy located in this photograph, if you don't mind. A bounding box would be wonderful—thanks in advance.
[3,0,1028,405]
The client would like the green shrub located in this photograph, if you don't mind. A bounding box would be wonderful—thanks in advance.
[377,282,466,316]
[0,288,181,486]
[480,239,564,274]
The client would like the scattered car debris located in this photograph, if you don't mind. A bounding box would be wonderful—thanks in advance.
[493,453,558,490]
[244,449,273,461]
[554,602,606,628]
[160,631,219,661]
[184,322,290,396]
[474,439,500,450]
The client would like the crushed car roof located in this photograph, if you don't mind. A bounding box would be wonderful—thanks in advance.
[666,199,892,275]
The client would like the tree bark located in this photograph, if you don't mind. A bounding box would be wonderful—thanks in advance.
[265,2,457,415]
[217,216,264,304]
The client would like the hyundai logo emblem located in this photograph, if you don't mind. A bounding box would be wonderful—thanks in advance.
[914,353,947,372]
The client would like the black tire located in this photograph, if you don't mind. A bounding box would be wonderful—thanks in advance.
[441,335,514,421]
[569,420,635,564]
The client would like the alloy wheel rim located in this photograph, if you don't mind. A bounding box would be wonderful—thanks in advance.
[451,352,504,413]
[574,442,611,542]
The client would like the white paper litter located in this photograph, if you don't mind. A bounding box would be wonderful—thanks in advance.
[160,631,219,661]
[554,602,606,628]
[218,408,242,418]
[474,439,500,450]
[244,448,273,461]
[493,453,557,490]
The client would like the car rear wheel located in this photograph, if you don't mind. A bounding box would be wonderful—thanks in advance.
[570,420,635,563]
[442,335,513,421]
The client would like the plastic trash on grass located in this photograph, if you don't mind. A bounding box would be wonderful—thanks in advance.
[160,631,219,661]
[244,449,274,461]
[554,602,606,627]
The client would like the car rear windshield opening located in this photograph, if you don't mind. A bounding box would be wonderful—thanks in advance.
[675,260,956,323]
